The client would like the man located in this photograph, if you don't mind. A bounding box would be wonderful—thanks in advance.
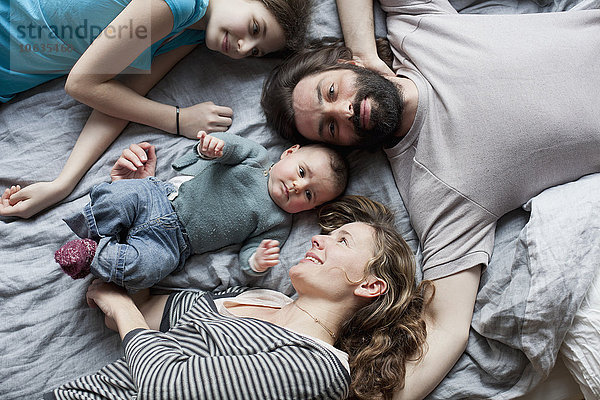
[261,0,600,398]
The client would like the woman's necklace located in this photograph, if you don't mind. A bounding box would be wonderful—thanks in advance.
[294,302,336,340]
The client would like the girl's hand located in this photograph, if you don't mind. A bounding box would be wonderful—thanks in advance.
[110,142,157,181]
[253,240,280,272]
[196,131,225,158]
[180,102,233,139]
[0,181,69,219]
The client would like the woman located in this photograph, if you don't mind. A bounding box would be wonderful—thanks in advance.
[0,0,311,219]
[45,195,432,400]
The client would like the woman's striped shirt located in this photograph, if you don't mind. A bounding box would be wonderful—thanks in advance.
[48,287,350,399]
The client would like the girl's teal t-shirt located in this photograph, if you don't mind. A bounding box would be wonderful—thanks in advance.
[0,0,208,102]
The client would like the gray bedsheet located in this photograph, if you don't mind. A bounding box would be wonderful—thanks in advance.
[0,0,596,399]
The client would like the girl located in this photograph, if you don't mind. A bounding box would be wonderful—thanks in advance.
[0,0,310,218]
[45,195,433,400]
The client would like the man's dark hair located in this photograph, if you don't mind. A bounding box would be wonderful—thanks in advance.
[261,39,396,149]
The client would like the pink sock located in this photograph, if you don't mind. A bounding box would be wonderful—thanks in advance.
[55,238,97,279]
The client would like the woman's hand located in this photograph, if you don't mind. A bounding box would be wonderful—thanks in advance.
[86,279,133,320]
[179,102,233,139]
[86,279,149,339]
[0,181,70,219]
[110,142,157,181]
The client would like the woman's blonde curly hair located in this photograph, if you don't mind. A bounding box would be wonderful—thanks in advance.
[318,195,433,400]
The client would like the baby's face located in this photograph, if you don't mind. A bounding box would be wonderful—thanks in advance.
[267,146,340,214]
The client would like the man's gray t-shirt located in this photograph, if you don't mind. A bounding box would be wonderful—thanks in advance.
[382,0,600,280]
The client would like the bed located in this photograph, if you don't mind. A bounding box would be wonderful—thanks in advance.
[1,0,598,399]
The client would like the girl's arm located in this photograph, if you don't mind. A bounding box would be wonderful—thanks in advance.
[65,0,232,137]
[335,0,394,76]
[0,43,196,219]
[394,266,481,400]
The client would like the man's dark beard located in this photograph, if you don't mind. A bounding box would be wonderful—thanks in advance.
[347,65,403,148]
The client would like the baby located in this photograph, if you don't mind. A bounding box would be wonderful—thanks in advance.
[55,132,348,290]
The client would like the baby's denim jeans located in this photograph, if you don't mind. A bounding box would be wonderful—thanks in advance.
[64,177,191,290]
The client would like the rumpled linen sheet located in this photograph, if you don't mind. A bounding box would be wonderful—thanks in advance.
[1,0,597,399]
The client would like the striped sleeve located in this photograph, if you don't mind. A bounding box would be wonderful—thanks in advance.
[163,290,205,329]
[123,327,349,399]
[50,287,349,400]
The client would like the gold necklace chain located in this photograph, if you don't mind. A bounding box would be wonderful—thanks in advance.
[294,302,336,340]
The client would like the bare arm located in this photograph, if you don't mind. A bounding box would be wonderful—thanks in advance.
[86,279,151,340]
[65,0,232,137]
[394,266,481,400]
[110,142,157,181]
[335,0,394,76]
[65,0,176,133]
[87,279,170,335]
[0,44,195,219]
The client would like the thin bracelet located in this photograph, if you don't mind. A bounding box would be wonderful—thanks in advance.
[175,105,180,135]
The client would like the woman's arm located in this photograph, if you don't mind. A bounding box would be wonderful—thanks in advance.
[335,0,394,76]
[0,44,196,219]
[394,266,481,400]
[87,282,347,399]
[123,321,347,399]
[86,279,170,335]
[86,279,150,340]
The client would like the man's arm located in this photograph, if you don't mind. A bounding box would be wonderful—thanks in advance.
[395,265,481,400]
[335,0,394,76]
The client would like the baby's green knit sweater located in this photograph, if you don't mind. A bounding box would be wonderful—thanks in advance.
[170,132,291,276]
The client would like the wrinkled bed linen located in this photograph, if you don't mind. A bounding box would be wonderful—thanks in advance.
[430,174,600,399]
[1,0,598,399]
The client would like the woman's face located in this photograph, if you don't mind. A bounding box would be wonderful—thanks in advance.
[204,0,286,59]
[290,222,377,299]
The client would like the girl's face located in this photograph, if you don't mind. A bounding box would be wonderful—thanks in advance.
[290,222,377,300]
[204,0,286,59]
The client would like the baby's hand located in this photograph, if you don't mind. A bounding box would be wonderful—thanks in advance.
[110,142,157,181]
[197,131,225,158]
[252,240,280,273]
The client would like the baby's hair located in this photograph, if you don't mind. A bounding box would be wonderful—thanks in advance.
[301,144,349,198]
[259,0,312,51]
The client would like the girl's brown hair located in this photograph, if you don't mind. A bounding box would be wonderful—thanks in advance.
[259,0,312,51]
[318,195,433,400]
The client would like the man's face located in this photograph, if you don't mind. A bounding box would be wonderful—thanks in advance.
[291,65,403,147]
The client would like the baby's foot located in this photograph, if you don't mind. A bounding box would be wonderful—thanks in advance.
[55,238,97,279]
